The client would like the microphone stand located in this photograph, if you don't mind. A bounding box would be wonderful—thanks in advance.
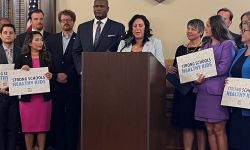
[106,34,125,52]
[120,35,134,52]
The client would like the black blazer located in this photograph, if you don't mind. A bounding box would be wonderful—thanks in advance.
[0,44,20,64]
[0,44,20,100]
[230,31,243,49]
[15,31,50,49]
[72,19,125,74]
[46,32,80,94]
[15,52,51,102]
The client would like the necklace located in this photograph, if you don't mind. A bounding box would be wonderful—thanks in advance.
[186,42,202,54]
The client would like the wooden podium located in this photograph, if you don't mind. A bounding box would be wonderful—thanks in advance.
[81,52,166,150]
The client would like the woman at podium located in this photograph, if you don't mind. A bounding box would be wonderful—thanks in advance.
[117,14,165,67]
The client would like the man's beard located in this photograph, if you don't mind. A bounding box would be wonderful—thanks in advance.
[63,24,72,31]
[36,25,43,31]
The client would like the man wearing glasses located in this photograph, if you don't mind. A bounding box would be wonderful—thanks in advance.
[46,9,81,150]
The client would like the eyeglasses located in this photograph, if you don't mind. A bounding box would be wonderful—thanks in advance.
[240,29,250,34]
[240,21,250,28]
[60,19,73,23]
[241,21,250,25]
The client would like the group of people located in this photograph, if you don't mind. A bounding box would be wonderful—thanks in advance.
[0,0,250,150]
[168,8,250,150]
[0,0,166,150]
[0,9,80,150]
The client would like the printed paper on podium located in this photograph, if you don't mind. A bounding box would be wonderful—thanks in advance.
[221,77,250,109]
[176,48,217,83]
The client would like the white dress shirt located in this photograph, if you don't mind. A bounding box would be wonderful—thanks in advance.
[92,18,108,44]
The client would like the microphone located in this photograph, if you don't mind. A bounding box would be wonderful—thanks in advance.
[119,35,134,52]
[106,33,126,52]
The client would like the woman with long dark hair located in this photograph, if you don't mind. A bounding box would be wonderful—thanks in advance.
[15,31,52,150]
[117,14,165,67]
[194,15,235,150]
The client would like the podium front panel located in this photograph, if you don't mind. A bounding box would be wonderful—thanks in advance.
[82,53,150,150]
[81,52,166,150]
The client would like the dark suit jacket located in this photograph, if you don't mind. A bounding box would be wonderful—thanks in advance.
[15,52,51,102]
[0,44,20,100]
[0,44,20,64]
[72,19,125,74]
[230,31,243,49]
[46,32,80,94]
[15,31,50,49]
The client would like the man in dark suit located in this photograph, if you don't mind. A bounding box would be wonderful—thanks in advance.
[0,24,20,150]
[72,0,125,75]
[15,9,50,48]
[46,10,81,150]
[203,8,242,49]
[217,8,242,48]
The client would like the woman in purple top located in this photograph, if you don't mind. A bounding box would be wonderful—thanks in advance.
[194,15,235,150]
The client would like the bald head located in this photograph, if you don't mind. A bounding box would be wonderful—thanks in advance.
[93,0,109,20]
[94,0,109,5]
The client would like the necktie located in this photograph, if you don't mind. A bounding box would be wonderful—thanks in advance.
[94,21,102,47]
[6,49,13,64]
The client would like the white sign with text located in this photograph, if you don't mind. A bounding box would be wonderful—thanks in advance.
[221,78,250,109]
[176,48,217,83]
[8,67,50,96]
[0,64,14,88]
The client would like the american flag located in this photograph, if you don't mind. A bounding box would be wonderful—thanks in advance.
[26,0,39,31]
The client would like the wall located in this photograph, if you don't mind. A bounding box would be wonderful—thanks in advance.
[56,0,250,60]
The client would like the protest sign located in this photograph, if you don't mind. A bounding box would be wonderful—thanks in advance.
[0,64,14,88]
[176,48,217,83]
[221,77,250,109]
[8,67,50,96]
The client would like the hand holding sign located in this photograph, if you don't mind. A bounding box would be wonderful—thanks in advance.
[0,87,9,95]
[21,65,30,71]
[194,74,206,84]
[45,72,53,80]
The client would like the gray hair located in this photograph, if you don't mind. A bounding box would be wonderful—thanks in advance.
[187,19,205,37]
[240,11,250,29]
